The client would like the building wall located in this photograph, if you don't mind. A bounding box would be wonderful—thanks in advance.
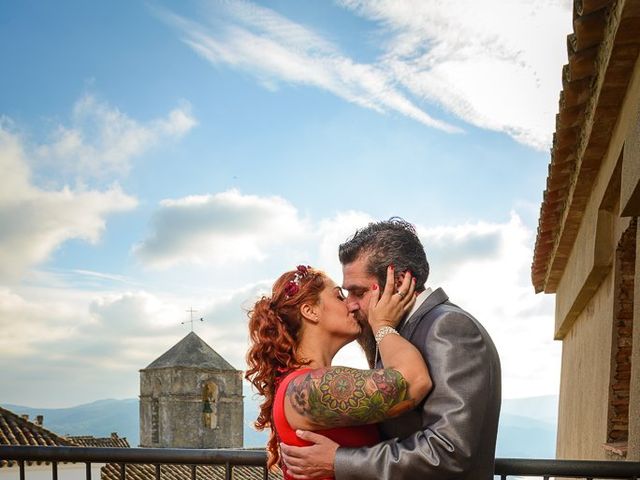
[554,55,640,460]
[629,227,640,460]
[140,367,243,449]
[0,463,103,480]
[556,269,614,460]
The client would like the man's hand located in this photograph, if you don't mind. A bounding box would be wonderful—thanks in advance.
[280,430,338,479]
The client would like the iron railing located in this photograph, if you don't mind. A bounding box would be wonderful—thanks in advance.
[1,446,640,479]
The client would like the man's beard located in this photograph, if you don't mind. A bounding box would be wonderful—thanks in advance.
[355,313,377,368]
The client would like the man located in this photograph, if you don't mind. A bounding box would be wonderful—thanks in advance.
[281,218,501,479]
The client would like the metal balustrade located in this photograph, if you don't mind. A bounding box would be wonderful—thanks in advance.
[1,446,640,479]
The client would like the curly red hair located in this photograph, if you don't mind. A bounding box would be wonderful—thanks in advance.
[245,267,327,469]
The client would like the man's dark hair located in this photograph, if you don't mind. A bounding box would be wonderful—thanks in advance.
[339,217,429,291]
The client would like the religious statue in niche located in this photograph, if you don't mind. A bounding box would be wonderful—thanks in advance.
[202,381,219,429]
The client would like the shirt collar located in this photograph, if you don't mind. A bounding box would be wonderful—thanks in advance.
[406,286,433,320]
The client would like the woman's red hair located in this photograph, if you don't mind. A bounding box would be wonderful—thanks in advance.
[245,268,326,469]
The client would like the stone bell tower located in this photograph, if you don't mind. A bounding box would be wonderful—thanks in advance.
[139,331,243,448]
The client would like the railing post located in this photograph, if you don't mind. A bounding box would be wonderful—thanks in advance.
[52,461,58,480]
[85,461,91,480]
[19,459,25,480]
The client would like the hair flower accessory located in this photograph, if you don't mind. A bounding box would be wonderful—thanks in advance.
[284,265,312,298]
[284,282,300,298]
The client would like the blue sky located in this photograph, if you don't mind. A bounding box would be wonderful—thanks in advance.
[1,0,573,408]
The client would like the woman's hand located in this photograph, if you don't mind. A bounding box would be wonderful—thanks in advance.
[367,265,416,332]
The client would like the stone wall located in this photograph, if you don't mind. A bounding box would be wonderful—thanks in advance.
[140,367,243,449]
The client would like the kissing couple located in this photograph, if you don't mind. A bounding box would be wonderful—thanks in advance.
[246,218,501,480]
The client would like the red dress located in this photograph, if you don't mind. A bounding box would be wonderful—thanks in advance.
[273,368,380,480]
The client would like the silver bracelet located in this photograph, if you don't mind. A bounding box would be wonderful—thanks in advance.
[374,326,399,345]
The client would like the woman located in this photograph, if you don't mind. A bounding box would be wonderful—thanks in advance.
[246,265,432,478]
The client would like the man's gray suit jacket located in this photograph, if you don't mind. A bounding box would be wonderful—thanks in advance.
[335,288,501,480]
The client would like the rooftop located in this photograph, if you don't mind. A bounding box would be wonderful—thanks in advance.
[531,0,640,293]
[143,332,236,371]
[0,406,75,455]
[68,434,130,449]
[102,462,282,480]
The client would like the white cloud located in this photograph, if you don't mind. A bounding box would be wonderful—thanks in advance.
[134,189,310,268]
[0,285,181,405]
[161,0,571,149]
[417,213,560,398]
[37,94,197,178]
[0,281,260,406]
[338,0,572,149]
[0,198,559,405]
[316,210,375,279]
[326,212,561,399]
[158,2,459,133]
[0,288,81,358]
[0,125,137,281]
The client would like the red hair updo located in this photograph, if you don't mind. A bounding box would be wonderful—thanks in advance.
[245,266,327,469]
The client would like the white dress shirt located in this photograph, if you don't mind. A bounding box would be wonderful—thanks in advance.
[406,286,433,321]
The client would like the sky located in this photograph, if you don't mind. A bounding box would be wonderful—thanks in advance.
[0,0,573,409]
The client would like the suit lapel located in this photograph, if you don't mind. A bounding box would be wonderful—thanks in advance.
[399,287,449,341]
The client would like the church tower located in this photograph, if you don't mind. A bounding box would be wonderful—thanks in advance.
[139,331,243,448]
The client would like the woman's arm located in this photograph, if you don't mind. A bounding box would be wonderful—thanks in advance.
[285,267,432,430]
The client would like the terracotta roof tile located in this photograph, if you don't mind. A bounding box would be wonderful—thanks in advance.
[0,406,75,467]
[68,435,131,449]
[1,407,279,479]
[101,462,283,480]
[532,0,640,293]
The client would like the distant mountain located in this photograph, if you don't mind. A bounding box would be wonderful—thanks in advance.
[3,394,558,457]
[3,399,140,446]
[501,395,558,425]
[497,395,558,459]
[497,413,556,458]
[243,393,268,448]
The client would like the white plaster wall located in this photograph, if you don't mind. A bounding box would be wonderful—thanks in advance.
[0,463,104,480]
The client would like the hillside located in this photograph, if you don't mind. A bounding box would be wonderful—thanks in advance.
[3,399,139,445]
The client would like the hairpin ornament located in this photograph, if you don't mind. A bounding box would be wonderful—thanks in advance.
[284,265,311,298]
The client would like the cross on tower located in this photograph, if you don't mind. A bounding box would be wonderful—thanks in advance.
[182,307,203,332]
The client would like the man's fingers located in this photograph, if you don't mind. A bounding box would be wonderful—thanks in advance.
[280,434,337,480]
[288,473,312,480]
[285,462,313,480]
[295,429,329,444]
[280,443,305,459]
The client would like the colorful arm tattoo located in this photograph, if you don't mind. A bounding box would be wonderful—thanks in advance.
[286,367,414,428]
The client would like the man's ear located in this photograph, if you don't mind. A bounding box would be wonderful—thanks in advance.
[300,303,319,323]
